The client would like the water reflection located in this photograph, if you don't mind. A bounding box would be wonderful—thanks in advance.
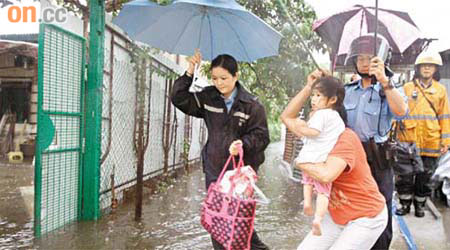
[30,142,311,249]
[0,164,35,250]
[4,143,450,249]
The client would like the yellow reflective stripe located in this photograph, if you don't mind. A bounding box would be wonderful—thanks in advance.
[404,115,437,120]
[418,148,441,154]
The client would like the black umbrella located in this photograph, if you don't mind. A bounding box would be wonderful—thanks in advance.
[313,3,423,66]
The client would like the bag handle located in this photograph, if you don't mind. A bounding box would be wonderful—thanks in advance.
[390,120,399,141]
[389,120,409,142]
[217,144,244,182]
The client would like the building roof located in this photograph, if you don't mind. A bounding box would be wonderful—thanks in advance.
[440,49,450,57]
[0,40,38,58]
[0,34,38,44]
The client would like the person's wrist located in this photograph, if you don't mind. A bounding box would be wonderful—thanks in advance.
[381,78,394,90]
[185,71,193,77]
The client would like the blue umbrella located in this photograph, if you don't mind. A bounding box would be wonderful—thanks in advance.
[113,0,282,62]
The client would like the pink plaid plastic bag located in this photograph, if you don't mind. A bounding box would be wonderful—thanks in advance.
[200,146,268,249]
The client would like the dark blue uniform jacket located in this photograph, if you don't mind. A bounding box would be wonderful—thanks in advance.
[171,73,270,177]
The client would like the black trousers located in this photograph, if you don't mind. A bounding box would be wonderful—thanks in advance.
[205,172,269,250]
[395,156,439,198]
[362,142,393,250]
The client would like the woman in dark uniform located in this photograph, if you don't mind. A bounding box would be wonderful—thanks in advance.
[171,50,270,250]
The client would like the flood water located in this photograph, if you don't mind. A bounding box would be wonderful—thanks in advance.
[0,162,34,250]
[1,142,450,249]
[32,142,309,249]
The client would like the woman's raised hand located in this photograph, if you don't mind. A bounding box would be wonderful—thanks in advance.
[187,49,202,76]
[305,68,330,89]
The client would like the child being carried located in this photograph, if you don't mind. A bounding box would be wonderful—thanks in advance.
[294,76,346,236]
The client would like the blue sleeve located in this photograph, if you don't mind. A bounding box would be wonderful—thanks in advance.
[391,86,408,120]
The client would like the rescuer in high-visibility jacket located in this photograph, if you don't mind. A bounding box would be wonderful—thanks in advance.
[395,50,450,217]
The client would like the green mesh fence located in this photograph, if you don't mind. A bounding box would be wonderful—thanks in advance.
[35,24,85,237]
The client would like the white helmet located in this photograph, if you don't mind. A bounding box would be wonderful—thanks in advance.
[415,50,443,66]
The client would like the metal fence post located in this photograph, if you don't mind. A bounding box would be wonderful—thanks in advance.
[82,0,105,220]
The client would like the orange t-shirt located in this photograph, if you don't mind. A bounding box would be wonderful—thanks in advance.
[328,129,386,225]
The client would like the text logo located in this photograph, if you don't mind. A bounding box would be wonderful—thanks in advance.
[6,4,67,23]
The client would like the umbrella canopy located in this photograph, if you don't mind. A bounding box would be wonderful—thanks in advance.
[313,5,422,58]
[113,0,282,62]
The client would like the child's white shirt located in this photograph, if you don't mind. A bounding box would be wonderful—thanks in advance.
[295,109,345,164]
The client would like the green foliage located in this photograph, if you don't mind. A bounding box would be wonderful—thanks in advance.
[153,0,172,5]
[54,0,86,17]
[0,0,38,9]
[54,0,170,17]
[155,176,175,193]
[268,120,282,142]
[130,44,178,80]
[181,138,190,168]
[58,0,326,143]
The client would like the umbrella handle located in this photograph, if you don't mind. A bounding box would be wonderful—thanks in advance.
[193,63,204,86]
[190,63,211,92]
[194,63,201,78]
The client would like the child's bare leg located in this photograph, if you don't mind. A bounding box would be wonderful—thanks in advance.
[312,193,329,236]
[303,184,314,216]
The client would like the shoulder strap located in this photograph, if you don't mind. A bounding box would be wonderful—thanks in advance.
[389,120,407,142]
[414,79,439,119]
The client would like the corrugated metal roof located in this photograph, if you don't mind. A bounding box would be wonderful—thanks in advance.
[440,49,450,57]
[0,40,38,58]
[0,34,38,43]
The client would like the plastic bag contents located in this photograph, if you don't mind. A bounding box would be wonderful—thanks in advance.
[189,63,211,93]
[219,166,257,199]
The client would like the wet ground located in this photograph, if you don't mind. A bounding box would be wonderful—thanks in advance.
[0,159,34,249]
[1,143,450,249]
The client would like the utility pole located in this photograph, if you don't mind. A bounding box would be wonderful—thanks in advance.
[82,0,105,220]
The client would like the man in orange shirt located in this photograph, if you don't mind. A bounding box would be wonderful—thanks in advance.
[282,70,388,249]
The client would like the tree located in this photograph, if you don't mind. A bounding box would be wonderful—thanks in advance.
[55,0,170,41]
[240,0,326,140]
[58,0,326,141]
[0,0,39,8]
[238,0,326,95]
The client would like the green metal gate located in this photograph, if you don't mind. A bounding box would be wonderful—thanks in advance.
[34,23,86,237]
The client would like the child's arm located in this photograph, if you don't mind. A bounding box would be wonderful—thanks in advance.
[297,119,320,137]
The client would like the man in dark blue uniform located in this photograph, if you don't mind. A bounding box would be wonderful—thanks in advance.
[343,34,408,249]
